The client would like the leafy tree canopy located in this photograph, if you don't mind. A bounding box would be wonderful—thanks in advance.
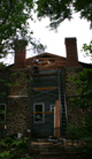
[0,0,92,57]
[70,40,92,110]
[0,0,34,55]
[36,0,92,29]
[82,40,92,60]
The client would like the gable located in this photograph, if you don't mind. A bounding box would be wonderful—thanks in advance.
[26,52,66,69]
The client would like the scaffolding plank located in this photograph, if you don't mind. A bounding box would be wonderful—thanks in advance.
[33,111,54,114]
[33,86,57,91]
[8,95,28,98]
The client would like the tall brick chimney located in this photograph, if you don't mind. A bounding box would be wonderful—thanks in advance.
[14,39,27,69]
[65,38,80,67]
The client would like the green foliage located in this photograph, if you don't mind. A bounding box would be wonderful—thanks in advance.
[67,117,92,140]
[68,68,92,141]
[21,157,33,159]
[0,0,46,56]
[82,40,92,59]
[82,142,92,153]
[36,0,72,29]
[0,0,34,53]
[67,125,86,140]
[8,71,31,88]
[0,63,6,69]
[0,151,11,159]
[70,68,92,109]
[36,0,92,29]
[0,137,34,159]
[14,140,28,152]
[67,41,92,154]
[1,137,14,149]
[0,0,92,55]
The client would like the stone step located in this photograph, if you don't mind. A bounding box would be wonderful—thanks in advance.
[40,151,62,155]
[31,141,65,154]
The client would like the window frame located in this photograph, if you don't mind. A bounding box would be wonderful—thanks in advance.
[0,103,7,123]
[33,103,45,124]
[50,104,55,112]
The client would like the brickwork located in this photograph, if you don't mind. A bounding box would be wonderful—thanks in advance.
[14,40,27,69]
[15,48,26,69]
[65,38,81,67]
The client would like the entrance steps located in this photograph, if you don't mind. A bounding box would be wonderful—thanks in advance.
[31,139,65,155]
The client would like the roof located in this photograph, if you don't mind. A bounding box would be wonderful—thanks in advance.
[30,52,65,58]
[7,52,92,70]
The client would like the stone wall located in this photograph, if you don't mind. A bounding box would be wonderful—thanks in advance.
[64,67,82,97]
[64,67,84,126]
[7,97,30,135]
[6,66,85,135]
[7,69,31,135]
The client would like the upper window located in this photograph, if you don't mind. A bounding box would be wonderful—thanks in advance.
[0,104,6,123]
[33,103,44,123]
[50,104,55,112]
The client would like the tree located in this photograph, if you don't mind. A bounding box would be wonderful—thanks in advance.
[82,40,92,60]
[67,41,92,140]
[0,0,47,57]
[0,0,34,56]
[0,0,92,56]
[36,0,92,29]
[70,68,92,109]
[74,41,92,110]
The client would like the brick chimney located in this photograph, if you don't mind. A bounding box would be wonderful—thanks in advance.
[65,38,80,67]
[14,39,27,69]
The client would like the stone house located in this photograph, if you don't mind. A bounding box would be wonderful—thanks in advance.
[0,37,91,138]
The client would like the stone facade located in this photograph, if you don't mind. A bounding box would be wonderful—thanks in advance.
[64,67,85,126]
[6,69,31,135]
[6,66,84,135]
[1,37,90,137]
[7,97,30,135]
[64,67,82,97]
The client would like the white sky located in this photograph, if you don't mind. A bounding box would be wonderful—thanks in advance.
[2,13,92,65]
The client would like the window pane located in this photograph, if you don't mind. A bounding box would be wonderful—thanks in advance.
[0,114,4,122]
[34,103,44,123]
[50,105,55,111]
[0,105,5,111]
[0,104,6,122]
[35,114,42,122]
[35,105,42,112]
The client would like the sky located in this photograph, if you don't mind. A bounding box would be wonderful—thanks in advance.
[1,13,92,65]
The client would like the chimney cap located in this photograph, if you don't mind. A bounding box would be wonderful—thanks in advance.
[13,39,28,51]
[65,37,77,45]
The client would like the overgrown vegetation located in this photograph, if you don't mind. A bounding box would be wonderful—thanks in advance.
[0,137,38,159]
[66,41,92,155]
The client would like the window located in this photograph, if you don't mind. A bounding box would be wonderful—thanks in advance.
[33,103,44,123]
[50,104,55,112]
[0,104,6,122]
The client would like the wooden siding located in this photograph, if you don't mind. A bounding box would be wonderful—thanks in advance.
[26,53,66,70]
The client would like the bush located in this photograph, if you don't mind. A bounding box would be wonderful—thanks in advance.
[0,137,33,159]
